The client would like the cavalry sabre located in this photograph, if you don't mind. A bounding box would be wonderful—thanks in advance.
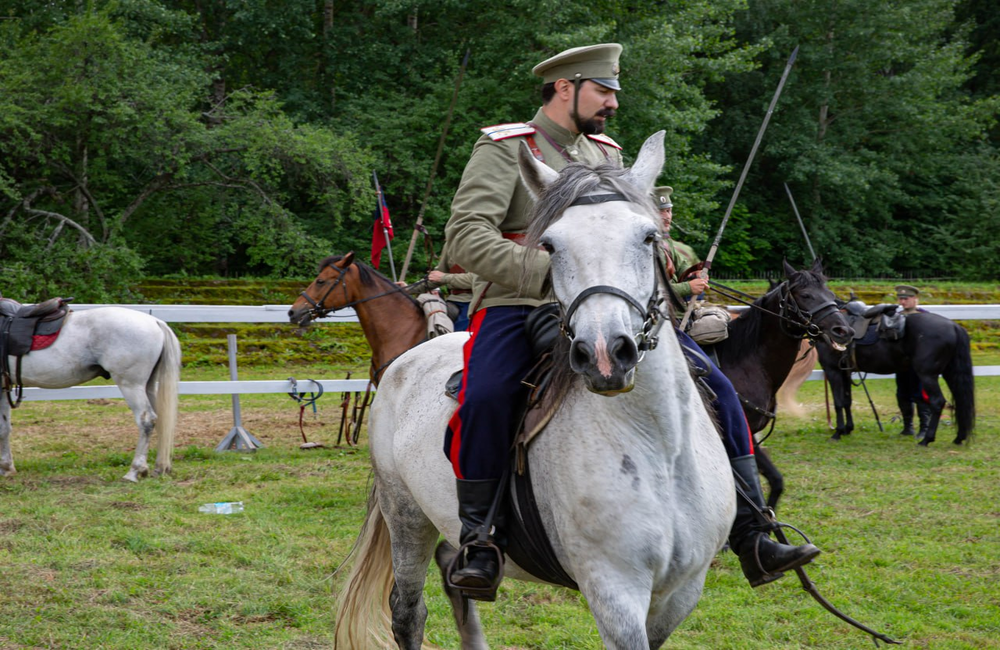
[680,46,799,330]
[784,182,817,262]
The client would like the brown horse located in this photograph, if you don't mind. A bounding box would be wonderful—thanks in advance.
[287,252,428,385]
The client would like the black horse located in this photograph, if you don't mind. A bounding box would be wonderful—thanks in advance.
[711,258,854,508]
[816,309,975,446]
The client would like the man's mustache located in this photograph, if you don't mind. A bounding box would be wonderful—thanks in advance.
[596,108,616,118]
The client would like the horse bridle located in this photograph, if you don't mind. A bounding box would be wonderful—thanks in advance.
[298,262,350,319]
[554,192,675,362]
[298,261,410,320]
[777,281,841,340]
[710,279,840,343]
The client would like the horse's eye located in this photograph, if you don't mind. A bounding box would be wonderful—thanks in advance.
[541,241,555,254]
[316,279,326,285]
[644,232,661,245]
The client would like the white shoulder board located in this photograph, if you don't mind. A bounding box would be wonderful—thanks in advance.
[586,133,622,150]
[481,123,536,141]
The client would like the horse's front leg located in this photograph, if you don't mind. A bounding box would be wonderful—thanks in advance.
[119,385,155,482]
[0,398,15,476]
[826,371,853,440]
[580,573,653,649]
[433,541,489,650]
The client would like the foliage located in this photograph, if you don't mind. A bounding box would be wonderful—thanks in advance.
[0,0,998,286]
[0,3,374,297]
[700,0,1000,278]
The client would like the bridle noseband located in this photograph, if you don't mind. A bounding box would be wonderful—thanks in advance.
[777,282,840,340]
[299,262,350,319]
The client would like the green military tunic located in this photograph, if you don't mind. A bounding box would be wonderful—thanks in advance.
[445,107,623,311]
[435,241,474,305]
[664,238,701,301]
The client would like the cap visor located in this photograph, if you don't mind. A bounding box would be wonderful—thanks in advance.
[590,78,620,90]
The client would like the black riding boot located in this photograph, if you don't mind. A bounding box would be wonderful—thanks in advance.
[450,478,506,601]
[729,455,821,588]
[915,401,933,441]
[898,400,915,436]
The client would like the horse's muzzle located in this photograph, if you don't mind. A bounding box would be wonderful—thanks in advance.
[570,334,639,395]
[288,307,313,327]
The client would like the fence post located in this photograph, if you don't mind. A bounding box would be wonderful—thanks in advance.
[215,334,264,452]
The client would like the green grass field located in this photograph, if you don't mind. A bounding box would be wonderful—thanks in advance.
[1,363,997,649]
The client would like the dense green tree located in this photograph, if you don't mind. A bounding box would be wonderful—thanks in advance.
[0,4,373,299]
[700,0,999,278]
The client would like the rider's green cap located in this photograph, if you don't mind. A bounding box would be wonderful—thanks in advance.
[652,186,673,209]
[895,284,919,298]
[532,43,622,90]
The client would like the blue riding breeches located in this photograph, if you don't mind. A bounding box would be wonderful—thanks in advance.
[675,328,754,458]
[445,305,536,480]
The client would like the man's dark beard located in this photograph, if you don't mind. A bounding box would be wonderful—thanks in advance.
[573,108,616,135]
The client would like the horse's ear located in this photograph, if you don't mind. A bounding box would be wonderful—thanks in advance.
[782,258,796,278]
[518,141,559,200]
[810,256,824,275]
[624,131,665,195]
[343,251,355,266]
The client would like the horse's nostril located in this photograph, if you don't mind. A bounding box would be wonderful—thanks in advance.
[570,340,592,369]
[610,335,638,368]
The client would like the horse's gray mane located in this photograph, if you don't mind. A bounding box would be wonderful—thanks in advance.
[522,162,660,250]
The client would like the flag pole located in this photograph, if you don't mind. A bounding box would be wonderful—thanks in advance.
[372,171,397,283]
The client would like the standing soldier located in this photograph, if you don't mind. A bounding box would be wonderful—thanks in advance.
[894,284,932,439]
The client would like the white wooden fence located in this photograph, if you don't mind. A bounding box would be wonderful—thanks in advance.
[18,303,1000,402]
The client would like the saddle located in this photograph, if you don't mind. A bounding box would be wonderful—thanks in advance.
[842,301,905,346]
[1,296,73,407]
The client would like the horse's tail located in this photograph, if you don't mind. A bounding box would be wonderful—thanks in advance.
[151,319,180,475]
[334,485,396,649]
[942,324,975,443]
[776,341,817,417]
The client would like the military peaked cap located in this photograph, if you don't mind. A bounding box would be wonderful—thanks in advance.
[895,284,920,298]
[653,186,673,209]
[532,43,622,90]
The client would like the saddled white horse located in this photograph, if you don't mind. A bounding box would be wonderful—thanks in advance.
[335,132,735,648]
[1,307,180,482]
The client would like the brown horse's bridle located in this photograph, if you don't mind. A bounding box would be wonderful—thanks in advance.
[298,262,350,320]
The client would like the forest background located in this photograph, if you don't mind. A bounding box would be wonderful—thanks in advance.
[2,0,999,302]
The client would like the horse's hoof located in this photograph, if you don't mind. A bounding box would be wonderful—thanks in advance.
[829,433,841,441]
[953,437,965,445]
[917,439,933,447]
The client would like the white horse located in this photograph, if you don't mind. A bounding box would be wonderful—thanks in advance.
[1,307,180,482]
[334,132,736,649]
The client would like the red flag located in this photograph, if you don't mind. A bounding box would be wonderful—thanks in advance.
[371,191,394,268]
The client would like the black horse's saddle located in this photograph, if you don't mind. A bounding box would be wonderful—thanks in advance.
[842,301,905,346]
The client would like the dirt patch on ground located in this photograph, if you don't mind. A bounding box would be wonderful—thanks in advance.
[8,400,358,460]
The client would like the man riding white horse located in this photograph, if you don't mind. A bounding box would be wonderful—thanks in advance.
[444,43,820,600]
